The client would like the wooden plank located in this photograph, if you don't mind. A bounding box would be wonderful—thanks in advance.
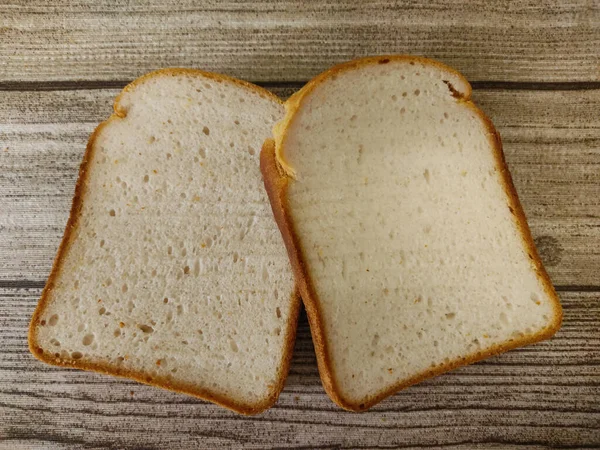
[1,87,599,286]
[0,1,598,83]
[0,287,598,449]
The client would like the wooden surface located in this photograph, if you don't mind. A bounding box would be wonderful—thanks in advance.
[1,1,599,449]
[1,0,599,83]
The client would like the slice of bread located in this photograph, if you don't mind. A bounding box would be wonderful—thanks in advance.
[262,56,562,411]
[29,69,300,415]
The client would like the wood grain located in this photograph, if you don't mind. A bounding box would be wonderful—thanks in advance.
[1,87,599,286]
[0,287,598,449]
[0,1,598,84]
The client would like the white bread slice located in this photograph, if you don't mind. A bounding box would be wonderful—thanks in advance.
[262,56,562,411]
[29,69,299,415]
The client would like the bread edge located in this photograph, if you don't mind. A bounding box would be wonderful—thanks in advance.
[262,55,563,412]
[28,68,301,416]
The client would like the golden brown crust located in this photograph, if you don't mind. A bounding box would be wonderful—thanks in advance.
[261,140,347,408]
[262,55,563,412]
[28,68,298,416]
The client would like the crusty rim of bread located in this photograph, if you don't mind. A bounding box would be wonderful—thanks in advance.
[261,55,563,412]
[28,68,301,416]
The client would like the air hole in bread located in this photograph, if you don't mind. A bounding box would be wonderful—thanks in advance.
[82,334,94,346]
[372,334,380,346]
[167,246,172,255]
[109,209,116,217]
[137,324,153,334]
[98,307,106,315]
[48,314,59,326]
[202,126,210,136]
[248,146,256,156]
[71,351,83,360]
[49,338,60,347]
[423,169,430,183]
[143,174,149,183]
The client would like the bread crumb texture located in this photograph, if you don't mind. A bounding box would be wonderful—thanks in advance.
[31,71,295,410]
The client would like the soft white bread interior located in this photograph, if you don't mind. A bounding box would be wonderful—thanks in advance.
[29,69,298,415]
[268,56,562,411]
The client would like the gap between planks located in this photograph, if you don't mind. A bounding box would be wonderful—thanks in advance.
[1,80,600,92]
[0,280,598,293]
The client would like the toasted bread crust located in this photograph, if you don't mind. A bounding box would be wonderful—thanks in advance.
[28,68,300,415]
[262,55,563,412]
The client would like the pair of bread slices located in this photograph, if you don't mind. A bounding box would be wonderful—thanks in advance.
[29,56,562,414]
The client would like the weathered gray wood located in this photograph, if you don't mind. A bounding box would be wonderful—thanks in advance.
[0,1,598,83]
[1,87,599,286]
[0,287,598,449]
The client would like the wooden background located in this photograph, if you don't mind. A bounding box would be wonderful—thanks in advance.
[1,1,599,448]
